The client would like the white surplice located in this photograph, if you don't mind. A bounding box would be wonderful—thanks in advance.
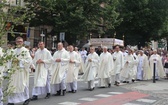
[32,48,53,96]
[50,48,70,92]
[137,54,152,80]
[66,51,80,83]
[98,52,114,87]
[76,51,84,74]
[82,52,99,89]
[149,54,165,79]
[120,54,134,82]
[66,51,80,91]
[113,51,124,82]
[132,53,139,80]
[8,47,32,103]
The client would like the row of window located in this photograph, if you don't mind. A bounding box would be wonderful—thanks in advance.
[1,0,24,6]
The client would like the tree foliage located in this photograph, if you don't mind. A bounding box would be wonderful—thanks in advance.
[116,0,168,47]
[26,0,121,44]
[0,0,34,46]
[0,0,34,102]
[26,0,168,46]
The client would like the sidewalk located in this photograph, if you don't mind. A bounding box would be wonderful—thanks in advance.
[121,79,168,105]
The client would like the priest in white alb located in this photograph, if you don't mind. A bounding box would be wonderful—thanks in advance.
[50,42,70,96]
[132,50,139,82]
[31,42,53,100]
[112,46,124,86]
[66,45,80,93]
[82,47,99,91]
[98,46,113,88]
[137,50,152,80]
[120,49,134,83]
[75,47,84,74]
[7,37,32,105]
[149,50,165,80]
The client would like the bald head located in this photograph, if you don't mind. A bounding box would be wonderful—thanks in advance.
[153,50,157,54]
[139,50,144,56]
[74,47,78,51]
[103,46,108,53]
[58,42,63,50]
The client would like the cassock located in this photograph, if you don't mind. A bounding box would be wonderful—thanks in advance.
[137,54,152,80]
[50,48,70,95]
[113,51,124,83]
[76,51,84,74]
[32,48,53,96]
[120,54,134,82]
[149,54,165,79]
[66,51,80,92]
[82,52,99,90]
[98,52,113,87]
[8,47,32,104]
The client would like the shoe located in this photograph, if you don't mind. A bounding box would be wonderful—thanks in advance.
[68,90,72,93]
[108,83,111,88]
[122,81,126,83]
[31,95,38,101]
[90,87,94,91]
[132,79,135,82]
[7,103,14,105]
[45,93,50,99]
[126,81,129,83]
[23,99,30,105]
[114,81,117,85]
[116,82,120,86]
[62,89,66,96]
[55,90,61,96]
[72,90,77,93]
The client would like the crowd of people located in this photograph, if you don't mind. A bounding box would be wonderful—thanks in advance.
[0,37,168,105]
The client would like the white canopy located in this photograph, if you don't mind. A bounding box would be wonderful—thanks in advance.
[83,38,124,48]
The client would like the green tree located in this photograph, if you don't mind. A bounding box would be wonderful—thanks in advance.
[116,0,168,48]
[26,0,121,44]
[0,0,34,101]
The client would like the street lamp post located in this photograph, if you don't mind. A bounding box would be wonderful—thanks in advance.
[113,32,116,48]
[123,34,125,47]
[89,33,92,46]
[99,34,101,38]
[52,35,57,49]
[40,30,45,42]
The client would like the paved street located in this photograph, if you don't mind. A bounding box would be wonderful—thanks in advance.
[15,73,167,105]
[121,79,168,105]
[2,73,166,105]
